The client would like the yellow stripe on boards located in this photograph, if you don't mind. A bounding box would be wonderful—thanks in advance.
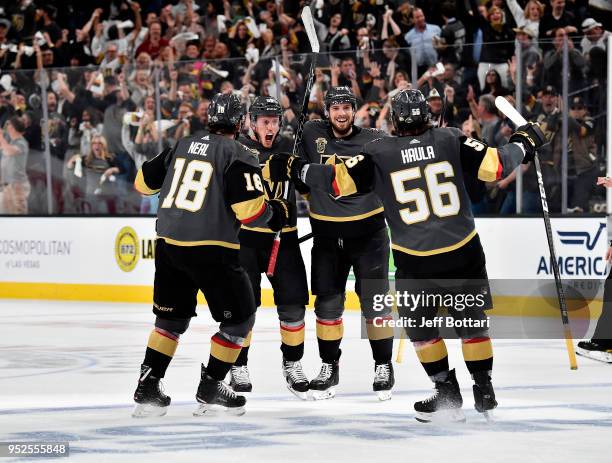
[0,283,603,320]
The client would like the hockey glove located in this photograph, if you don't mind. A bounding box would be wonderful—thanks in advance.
[266,198,296,232]
[509,122,547,164]
[265,153,307,183]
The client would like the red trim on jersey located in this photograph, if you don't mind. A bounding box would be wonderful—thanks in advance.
[316,318,343,326]
[462,337,491,344]
[155,327,179,341]
[241,202,267,225]
[496,153,503,180]
[331,166,340,196]
[280,323,305,332]
[211,334,242,350]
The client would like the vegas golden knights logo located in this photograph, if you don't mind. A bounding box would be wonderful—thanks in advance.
[316,137,327,155]
[259,162,285,200]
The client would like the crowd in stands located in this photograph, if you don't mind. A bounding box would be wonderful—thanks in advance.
[0,0,609,215]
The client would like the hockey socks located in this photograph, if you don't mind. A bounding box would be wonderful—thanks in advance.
[143,328,180,378]
[316,318,343,363]
[366,317,394,363]
[207,332,244,381]
[233,331,253,367]
[280,321,305,361]
[413,337,450,379]
[462,337,494,375]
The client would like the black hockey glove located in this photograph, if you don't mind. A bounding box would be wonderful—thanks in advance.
[265,153,307,183]
[266,198,296,232]
[509,122,547,164]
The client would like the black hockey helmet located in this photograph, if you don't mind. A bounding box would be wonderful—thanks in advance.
[390,89,430,133]
[208,92,244,133]
[324,86,357,116]
[249,95,283,121]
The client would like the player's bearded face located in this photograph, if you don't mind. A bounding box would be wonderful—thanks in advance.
[329,103,354,135]
[253,116,280,148]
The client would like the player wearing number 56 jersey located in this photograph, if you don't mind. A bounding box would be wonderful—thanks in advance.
[267,89,546,422]
[131,93,294,418]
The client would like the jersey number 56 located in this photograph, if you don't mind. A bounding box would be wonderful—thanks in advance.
[390,161,460,225]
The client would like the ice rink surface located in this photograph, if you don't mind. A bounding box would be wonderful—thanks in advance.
[1,300,611,463]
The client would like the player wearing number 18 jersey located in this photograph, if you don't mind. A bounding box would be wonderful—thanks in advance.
[131,93,294,418]
[268,89,546,421]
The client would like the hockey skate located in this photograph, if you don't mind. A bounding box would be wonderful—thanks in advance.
[576,340,612,363]
[373,362,394,401]
[229,365,253,394]
[472,371,498,422]
[132,364,171,418]
[414,369,465,423]
[282,359,310,400]
[309,357,340,400]
[194,364,246,416]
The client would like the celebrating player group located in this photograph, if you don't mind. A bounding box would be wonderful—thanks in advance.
[131,73,546,422]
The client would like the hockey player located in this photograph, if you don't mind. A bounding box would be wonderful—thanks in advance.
[279,86,395,401]
[267,89,546,421]
[577,176,612,363]
[132,93,294,417]
[228,96,310,399]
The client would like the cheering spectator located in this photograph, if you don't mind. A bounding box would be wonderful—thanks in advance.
[539,0,578,45]
[470,2,515,89]
[65,133,122,214]
[404,8,441,76]
[135,21,169,60]
[506,0,544,38]
[0,116,30,214]
[542,27,587,93]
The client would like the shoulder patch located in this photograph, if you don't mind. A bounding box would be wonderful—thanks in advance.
[315,137,327,155]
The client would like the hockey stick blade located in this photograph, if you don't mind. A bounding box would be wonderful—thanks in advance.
[495,96,527,127]
[301,6,320,52]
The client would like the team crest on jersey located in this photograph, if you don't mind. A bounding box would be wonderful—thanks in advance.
[316,137,327,155]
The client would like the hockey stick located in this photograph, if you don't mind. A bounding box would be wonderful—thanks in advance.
[495,96,578,370]
[298,232,313,244]
[266,6,320,276]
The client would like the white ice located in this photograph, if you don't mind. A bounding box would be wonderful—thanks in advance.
[1,300,611,463]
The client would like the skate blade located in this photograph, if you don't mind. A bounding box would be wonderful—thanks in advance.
[193,402,246,417]
[576,348,612,363]
[481,410,496,423]
[415,408,466,424]
[311,387,336,400]
[132,403,168,418]
[287,384,309,401]
[376,390,392,401]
